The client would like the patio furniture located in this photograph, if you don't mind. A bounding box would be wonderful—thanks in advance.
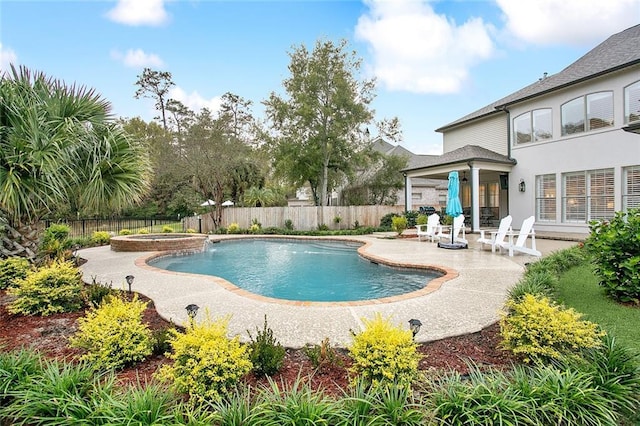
[416,213,441,242]
[437,214,467,245]
[477,215,512,252]
[497,215,541,257]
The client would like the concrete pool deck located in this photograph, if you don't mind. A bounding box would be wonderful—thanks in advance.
[78,234,577,348]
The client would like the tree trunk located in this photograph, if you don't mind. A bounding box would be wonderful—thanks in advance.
[0,222,40,261]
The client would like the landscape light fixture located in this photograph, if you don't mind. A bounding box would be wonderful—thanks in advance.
[185,304,199,319]
[408,319,422,339]
[125,275,134,293]
[72,244,80,264]
[519,179,526,193]
[461,171,468,183]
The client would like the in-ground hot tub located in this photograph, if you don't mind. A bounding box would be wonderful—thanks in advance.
[110,233,209,252]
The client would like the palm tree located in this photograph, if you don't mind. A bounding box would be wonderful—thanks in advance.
[0,66,150,260]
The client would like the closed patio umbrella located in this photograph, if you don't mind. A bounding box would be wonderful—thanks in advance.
[440,171,465,249]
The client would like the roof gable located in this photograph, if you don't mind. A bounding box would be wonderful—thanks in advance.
[437,24,640,132]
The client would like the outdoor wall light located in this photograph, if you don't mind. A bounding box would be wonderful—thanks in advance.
[125,275,134,293]
[519,179,526,193]
[185,304,200,319]
[408,318,422,339]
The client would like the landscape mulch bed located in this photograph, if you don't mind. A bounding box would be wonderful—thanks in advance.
[0,289,517,396]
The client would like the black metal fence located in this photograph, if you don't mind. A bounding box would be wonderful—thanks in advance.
[44,216,184,239]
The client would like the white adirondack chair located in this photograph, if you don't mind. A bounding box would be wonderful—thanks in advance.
[497,215,541,257]
[477,215,513,252]
[416,213,441,242]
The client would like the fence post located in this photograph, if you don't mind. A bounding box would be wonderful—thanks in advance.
[198,216,202,234]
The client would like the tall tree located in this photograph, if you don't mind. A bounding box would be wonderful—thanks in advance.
[264,39,375,206]
[219,92,255,144]
[0,66,150,260]
[134,68,175,131]
[180,109,251,229]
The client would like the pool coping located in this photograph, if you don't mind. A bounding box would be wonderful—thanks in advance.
[79,233,572,346]
[137,236,458,307]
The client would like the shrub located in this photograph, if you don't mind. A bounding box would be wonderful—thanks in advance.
[416,214,428,225]
[82,277,117,307]
[151,326,176,356]
[8,260,84,316]
[158,315,252,403]
[227,223,241,234]
[42,223,71,243]
[161,225,174,233]
[118,229,133,235]
[507,270,558,301]
[69,295,153,370]
[91,231,111,245]
[303,338,341,370]
[391,216,407,235]
[317,223,329,231]
[137,228,150,234]
[186,228,196,233]
[284,219,294,230]
[249,223,261,233]
[0,257,32,290]
[500,293,604,363]
[348,313,421,388]
[403,210,419,228]
[584,208,640,303]
[247,315,285,377]
[379,212,399,228]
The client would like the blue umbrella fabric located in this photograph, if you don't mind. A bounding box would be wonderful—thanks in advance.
[445,171,463,244]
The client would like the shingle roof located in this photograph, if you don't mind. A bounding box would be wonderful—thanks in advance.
[436,24,640,132]
[403,145,516,172]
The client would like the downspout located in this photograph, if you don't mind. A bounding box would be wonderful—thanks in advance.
[499,105,512,216]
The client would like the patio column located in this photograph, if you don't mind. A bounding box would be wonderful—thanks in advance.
[405,174,412,212]
[471,166,480,232]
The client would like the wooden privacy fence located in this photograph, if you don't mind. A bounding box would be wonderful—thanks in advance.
[184,205,405,233]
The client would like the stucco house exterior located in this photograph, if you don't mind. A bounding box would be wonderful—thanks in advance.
[403,24,640,235]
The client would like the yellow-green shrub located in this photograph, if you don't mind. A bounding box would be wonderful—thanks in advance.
[137,228,150,234]
[227,223,241,234]
[118,229,132,235]
[158,315,252,403]
[249,223,260,233]
[69,295,153,370]
[91,231,111,245]
[348,313,421,388]
[391,216,408,235]
[161,225,174,233]
[0,257,32,290]
[186,228,196,233]
[500,293,604,363]
[8,260,84,316]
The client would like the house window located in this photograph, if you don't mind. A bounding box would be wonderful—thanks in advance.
[412,192,422,201]
[513,108,552,144]
[624,81,640,124]
[536,174,556,222]
[623,165,640,211]
[562,169,614,223]
[561,92,614,135]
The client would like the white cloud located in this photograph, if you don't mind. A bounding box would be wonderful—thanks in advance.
[111,48,164,68]
[355,0,495,94]
[169,87,223,115]
[0,43,18,72]
[496,0,640,46]
[106,0,169,26]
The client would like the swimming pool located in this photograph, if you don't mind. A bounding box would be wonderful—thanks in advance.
[149,239,441,302]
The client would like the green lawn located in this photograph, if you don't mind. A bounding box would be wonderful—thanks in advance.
[556,264,640,353]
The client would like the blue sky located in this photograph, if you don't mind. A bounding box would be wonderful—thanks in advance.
[2,0,639,154]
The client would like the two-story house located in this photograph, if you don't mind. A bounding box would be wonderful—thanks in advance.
[403,24,640,235]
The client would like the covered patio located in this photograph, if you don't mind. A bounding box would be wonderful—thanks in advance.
[402,145,517,233]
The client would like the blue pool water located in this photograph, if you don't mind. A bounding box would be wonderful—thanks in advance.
[149,239,440,302]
